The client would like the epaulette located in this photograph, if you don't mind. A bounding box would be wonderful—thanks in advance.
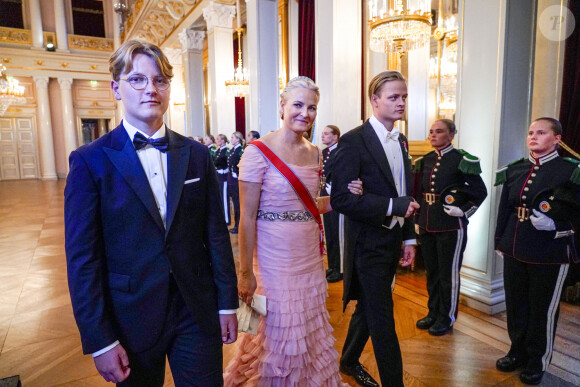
[413,156,424,173]
[457,149,482,175]
[494,158,524,186]
[564,157,580,185]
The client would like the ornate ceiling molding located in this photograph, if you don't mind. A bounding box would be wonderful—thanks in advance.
[123,0,238,47]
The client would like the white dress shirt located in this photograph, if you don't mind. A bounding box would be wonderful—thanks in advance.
[369,115,416,245]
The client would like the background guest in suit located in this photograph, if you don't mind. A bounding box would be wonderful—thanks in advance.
[413,119,487,336]
[321,125,344,283]
[64,39,238,386]
[246,130,260,145]
[214,134,230,225]
[494,117,580,385]
[331,71,420,387]
[228,132,244,234]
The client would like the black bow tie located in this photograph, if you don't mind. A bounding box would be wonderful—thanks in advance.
[133,132,169,152]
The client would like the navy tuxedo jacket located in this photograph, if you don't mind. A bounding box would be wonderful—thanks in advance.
[330,121,416,308]
[64,124,238,354]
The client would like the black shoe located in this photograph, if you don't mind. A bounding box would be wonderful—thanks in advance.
[519,370,544,385]
[229,227,238,234]
[326,268,334,276]
[495,355,526,372]
[428,321,453,336]
[339,363,379,387]
[327,272,343,283]
[416,315,436,330]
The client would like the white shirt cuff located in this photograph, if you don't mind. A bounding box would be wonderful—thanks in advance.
[219,309,237,314]
[386,199,393,216]
[92,340,120,357]
[404,239,417,245]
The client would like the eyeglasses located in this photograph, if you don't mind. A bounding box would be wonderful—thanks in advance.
[119,74,171,91]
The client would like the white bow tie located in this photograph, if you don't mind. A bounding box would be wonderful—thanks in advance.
[386,130,400,142]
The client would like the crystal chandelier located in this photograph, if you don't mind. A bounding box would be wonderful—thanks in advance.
[0,65,26,117]
[225,0,249,98]
[368,0,432,53]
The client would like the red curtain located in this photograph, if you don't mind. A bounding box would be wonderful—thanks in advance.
[299,0,315,81]
[233,36,246,135]
[559,0,580,156]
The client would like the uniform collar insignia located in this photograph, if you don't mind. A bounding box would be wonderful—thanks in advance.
[529,150,559,165]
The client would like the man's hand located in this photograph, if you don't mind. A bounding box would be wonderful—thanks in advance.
[93,344,130,383]
[405,200,420,218]
[399,245,416,267]
[220,313,238,344]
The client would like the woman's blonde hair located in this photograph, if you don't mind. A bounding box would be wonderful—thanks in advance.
[109,39,173,82]
[279,76,320,117]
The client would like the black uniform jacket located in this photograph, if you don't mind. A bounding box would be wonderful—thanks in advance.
[494,151,580,264]
[227,144,243,184]
[214,146,229,172]
[414,145,487,232]
[320,143,337,197]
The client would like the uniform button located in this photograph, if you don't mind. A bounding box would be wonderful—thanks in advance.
[523,204,527,207]
[431,182,435,185]
[524,187,529,191]
[432,174,436,178]
[531,173,536,177]
[430,188,435,192]
[436,163,441,166]
[434,168,438,172]
[527,180,533,184]
[438,156,442,160]
[534,166,539,170]
[522,195,527,199]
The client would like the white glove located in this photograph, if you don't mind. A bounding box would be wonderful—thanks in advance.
[530,209,556,231]
[443,205,464,217]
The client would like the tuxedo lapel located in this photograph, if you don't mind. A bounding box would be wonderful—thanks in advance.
[165,129,189,235]
[103,126,165,232]
[361,121,396,187]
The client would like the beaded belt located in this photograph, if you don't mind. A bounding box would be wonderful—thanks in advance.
[257,210,314,222]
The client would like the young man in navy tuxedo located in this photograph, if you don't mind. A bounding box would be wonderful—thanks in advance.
[64,40,238,386]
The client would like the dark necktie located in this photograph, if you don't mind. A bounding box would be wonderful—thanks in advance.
[133,132,169,152]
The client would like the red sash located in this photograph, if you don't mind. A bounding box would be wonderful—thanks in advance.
[251,141,325,255]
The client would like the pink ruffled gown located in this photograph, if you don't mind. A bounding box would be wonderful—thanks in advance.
[223,145,347,387]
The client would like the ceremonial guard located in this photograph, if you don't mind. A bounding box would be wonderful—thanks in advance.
[321,125,343,283]
[227,132,244,234]
[214,134,230,225]
[414,119,487,336]
[494,117,580,385]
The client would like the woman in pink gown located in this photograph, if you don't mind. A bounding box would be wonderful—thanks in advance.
[223,77,359,386]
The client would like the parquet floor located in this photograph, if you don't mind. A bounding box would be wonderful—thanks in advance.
[0,179,578,386]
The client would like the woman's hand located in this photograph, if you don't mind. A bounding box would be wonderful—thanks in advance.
[238,271,257,306]
[348,179,363,195]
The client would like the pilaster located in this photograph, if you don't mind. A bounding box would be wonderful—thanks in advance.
[245,0,279,136]
[33,76,57,180]
[58,78,76,173]
[203,1,236,137]
[53,0,69,51]
[179,28,206,138]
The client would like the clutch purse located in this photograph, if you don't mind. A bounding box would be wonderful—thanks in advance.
[236,294,267,335]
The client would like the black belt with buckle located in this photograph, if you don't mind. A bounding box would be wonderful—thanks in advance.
[514,206,529,222]
[423,193,440,205]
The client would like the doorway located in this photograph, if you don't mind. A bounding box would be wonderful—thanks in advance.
[0,117,39,180]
